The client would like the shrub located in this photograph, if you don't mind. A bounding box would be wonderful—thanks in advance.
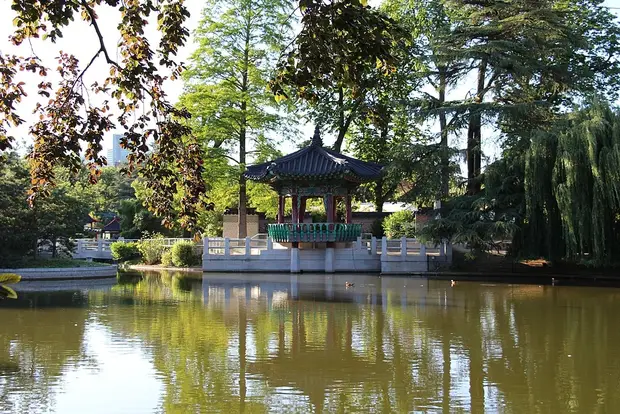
[171,241,200,267]
[110,241,140,262]
[383,210,416,238]
[138,237,165,265]
[161,249,173,267]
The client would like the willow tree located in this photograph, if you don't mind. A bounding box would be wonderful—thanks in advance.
[177,0,293,238]
[534,102,620,264]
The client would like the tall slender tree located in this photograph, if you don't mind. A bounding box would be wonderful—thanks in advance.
[179,0,293,237]
[382,0,466,199]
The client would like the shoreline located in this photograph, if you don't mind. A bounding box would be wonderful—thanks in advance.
[121,264,620,286]
[1,265,117,280]
[122,264,203,273]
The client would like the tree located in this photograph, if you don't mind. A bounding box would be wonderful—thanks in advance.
[0,153,36,264]
[0,154,89,262]
[422,100,620,265]
[270,0,406,152]
[32,187,89,257]
[178,0,294,237]
[382,0,467,199]
[2,0,206,231]
[2,1,408,233]
[443,0,620,194]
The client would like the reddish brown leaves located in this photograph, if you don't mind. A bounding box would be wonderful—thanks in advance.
[3,0,207,233]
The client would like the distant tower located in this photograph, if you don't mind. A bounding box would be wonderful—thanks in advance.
[107,133,130,166]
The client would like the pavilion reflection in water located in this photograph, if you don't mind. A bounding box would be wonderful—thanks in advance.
[199,274,475,413]
[4,273,620,413]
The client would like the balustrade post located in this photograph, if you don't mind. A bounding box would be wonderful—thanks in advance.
[77,239,84,256]
[371,237,377,255]
[400,237,407,258]
[356,236,362,250]
[245,237,251,258]
[97,238,103,254]
[267,237,273,251]
[224,238,230,257]
[446,241,453,263]
[381,237,387,261]
[203,237,209,260]
[419,242,426,257]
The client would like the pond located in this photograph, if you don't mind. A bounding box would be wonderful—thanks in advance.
[1,271,620,413]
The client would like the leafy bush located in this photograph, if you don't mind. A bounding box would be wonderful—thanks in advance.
[161,249,173,267]
[138,237,166,265]
[171,241,200,267]
[110,241,140,262]
[383,210,416,238]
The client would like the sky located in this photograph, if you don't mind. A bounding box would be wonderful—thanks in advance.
[1,0,619,161]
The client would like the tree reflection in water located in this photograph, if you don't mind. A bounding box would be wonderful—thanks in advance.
[97,273,620,413]
[0,291,91,413]
[2,273,620,413]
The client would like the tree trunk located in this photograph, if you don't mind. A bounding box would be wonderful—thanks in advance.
[375,178,384,213]
[333,86,346,152]
[438,66,450,198]
[466,60,486,195]
[372,125,389,212]
[237,20,251,238]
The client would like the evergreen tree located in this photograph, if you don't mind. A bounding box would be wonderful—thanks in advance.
[443,0,620,194]
[383,0,466,199]
[178,0,294,237]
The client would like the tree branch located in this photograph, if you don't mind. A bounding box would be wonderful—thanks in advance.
[81,1,120,68]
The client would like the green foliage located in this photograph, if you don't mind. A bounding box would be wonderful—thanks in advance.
[161,250,173,267]
[4,1,206,232]
[110,241,140,262]
[419,156,524,252]
[271,0,405,107]
[0,273,20,300]
[422,101,620,265]
[0,153,36,265]
[0,154,90,263]
[171,241,200,268]
[529,101,620,264]
[138,236,166,265]
[33,186,89,258]
[178,0,295,237]
[383,210,416,238]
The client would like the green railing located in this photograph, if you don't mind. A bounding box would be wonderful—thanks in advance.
[268,223,362,243]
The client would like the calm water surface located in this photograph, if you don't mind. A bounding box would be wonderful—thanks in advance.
[1,271,620,413]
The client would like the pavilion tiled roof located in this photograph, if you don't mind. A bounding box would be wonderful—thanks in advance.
[244,127,383,184]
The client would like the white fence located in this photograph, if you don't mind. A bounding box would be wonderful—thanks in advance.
[73,236,452,274]
[203,236,452,274]
[73,238,201,259]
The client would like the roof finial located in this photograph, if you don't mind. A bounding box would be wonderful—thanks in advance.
[311,125,323,147]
